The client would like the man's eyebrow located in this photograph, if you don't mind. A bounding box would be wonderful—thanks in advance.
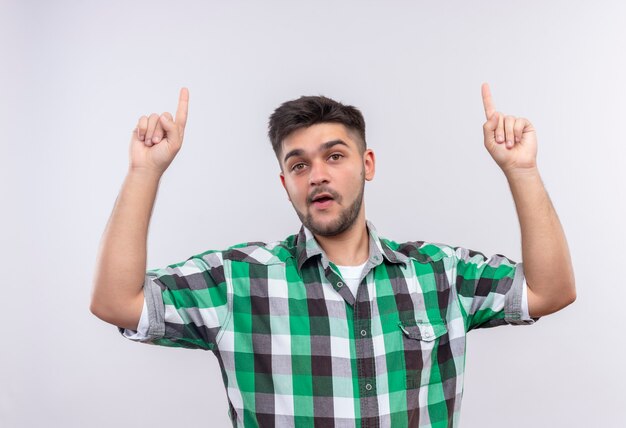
[283,139,349,164]
[283,148,304,164]
[320,139,349,152]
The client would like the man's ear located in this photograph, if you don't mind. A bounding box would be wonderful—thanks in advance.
[279,172,291,201]
[364,149,376,181]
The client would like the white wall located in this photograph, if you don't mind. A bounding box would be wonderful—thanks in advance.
[2,1,624,426]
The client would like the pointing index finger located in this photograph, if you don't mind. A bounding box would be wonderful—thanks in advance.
[481,82,496,120]
[175,87,189,129]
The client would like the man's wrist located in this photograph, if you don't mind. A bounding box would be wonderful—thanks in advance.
[503,166,541,183]
[127,167,164,182]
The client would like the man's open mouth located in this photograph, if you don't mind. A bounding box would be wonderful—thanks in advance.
[313,196,333,202]
[311,193,335,208]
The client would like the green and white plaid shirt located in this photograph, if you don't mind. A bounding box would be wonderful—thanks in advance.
[119,220,535,427]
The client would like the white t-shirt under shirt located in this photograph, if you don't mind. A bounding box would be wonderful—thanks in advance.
[125,261,531,339]
[335,261,368,298]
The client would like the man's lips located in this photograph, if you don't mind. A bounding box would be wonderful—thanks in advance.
[312,198,334,209]
[309,192,336,209]
[311,192,333,202]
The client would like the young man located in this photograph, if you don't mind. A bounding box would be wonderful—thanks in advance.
[90,85,576,427]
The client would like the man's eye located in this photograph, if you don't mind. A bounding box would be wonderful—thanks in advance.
[291,163,305,171]
[329,153,343,161]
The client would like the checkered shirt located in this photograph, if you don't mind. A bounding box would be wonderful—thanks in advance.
[119,220,535,427]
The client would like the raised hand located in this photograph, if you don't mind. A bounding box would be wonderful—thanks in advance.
[129,88,189,175]
[481,83,537,174]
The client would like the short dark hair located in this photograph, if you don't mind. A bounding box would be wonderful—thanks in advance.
[267,95,367,162]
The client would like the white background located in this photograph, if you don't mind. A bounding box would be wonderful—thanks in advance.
[2,1,624,426]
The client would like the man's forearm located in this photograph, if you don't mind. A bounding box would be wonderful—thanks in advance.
[90,168,162,322]
[505,167,576,317]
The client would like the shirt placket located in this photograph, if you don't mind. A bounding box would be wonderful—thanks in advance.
[324,258,382,428]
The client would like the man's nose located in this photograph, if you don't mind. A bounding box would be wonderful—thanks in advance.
[308,160,330,186]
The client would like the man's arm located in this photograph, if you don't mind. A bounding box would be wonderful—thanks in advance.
[90,170,160,331]
[480,83,576,318]
[505,167,576,317]
[90,88,189,330]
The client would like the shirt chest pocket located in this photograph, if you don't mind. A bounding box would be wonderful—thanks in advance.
[398,319,448,341]
[397,318,449,389]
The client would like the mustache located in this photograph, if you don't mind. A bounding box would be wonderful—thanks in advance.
[307,187,341,205]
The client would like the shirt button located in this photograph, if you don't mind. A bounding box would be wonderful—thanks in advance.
[337,281,343,288]
[360,329,367,337]
[365,383,373,391]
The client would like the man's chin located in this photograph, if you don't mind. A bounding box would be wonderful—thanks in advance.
[304,216,355,237]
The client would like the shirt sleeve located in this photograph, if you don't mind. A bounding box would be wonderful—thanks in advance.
[453,247,537,331]
[117,252,229,350]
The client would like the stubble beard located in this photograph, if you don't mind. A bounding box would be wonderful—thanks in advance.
[293,172,365,237]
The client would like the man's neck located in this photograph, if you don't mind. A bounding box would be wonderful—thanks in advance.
[313,218,370,266]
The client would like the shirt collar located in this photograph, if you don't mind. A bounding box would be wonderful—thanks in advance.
[295,219,409,271]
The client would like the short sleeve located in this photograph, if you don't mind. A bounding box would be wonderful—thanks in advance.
[453,247,537,331]
[117,251,229,350]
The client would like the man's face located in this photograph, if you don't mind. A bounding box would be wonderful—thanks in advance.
[279,123,375,237]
